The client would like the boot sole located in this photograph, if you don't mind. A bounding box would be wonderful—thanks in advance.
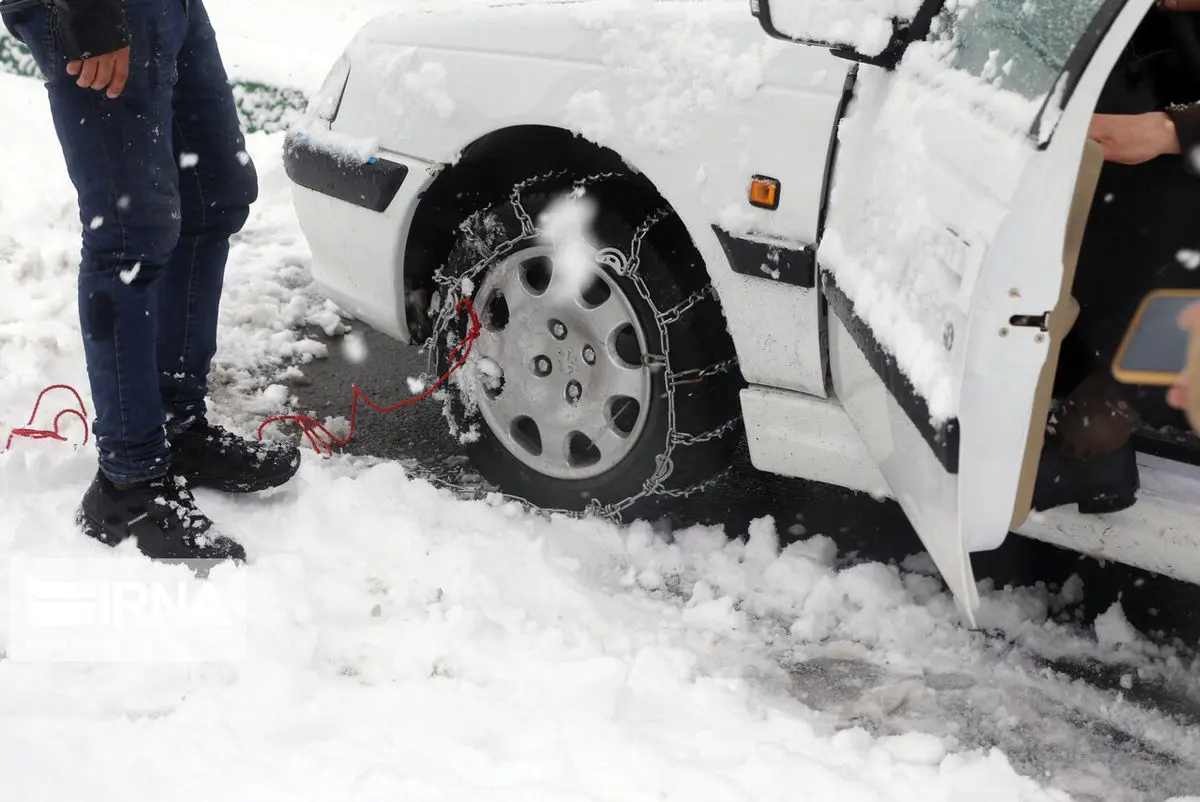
[179,460,300,494]
[1035,490,1140,516]
[1032,443,1141,516]
[76,509,127,547]
[75,509,246,567]
[1077,489,1139,515]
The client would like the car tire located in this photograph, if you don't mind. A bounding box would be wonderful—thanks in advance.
[429,173,743,518]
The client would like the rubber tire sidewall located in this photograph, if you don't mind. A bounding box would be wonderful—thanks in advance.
[433,178,740,514]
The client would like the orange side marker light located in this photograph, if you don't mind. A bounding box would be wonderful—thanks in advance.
[749,175,780,210]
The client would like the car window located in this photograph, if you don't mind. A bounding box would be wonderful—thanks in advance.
[933,0,1109,100]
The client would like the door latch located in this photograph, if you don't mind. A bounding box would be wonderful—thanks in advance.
[1009,312,1051,332]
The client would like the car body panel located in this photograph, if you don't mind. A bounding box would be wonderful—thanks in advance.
[324,0,848,395]
[741,386,888,495]
[291,148,441,340]
[815,0,1155,619]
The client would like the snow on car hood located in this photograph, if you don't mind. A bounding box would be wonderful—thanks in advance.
[205,0,669,92]
[355,0,752,62]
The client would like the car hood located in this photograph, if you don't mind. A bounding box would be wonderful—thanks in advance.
[354,0,751,63]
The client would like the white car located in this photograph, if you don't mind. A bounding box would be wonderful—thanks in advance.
[284,0,1200,621]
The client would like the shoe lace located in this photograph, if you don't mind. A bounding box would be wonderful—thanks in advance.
[144,476,214,540]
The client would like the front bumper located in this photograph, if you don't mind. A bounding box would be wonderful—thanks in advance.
[282,132,410,214]
[283,130,442,343]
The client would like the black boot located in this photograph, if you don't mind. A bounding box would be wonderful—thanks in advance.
[168,418,301,494]
[76,471,246,562]
[1032,440,1140,515]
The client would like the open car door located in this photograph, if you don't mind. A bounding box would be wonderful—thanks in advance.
[757,0,1153,621]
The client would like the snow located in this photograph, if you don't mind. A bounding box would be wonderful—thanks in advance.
[118,262,142,285]
[816,32,1058,421]
[537,191,601,304]
[340,332,370,365]
[565,89,617,143]
[289,116,380,166]
[810,0,1117,421]
[371,47,458,130]
[765,0,923,57]
[203,0,699,93]
[589,9,770,151]
[2,4,1200,799]
[202,0,407,92]
[1094,601,1143,651]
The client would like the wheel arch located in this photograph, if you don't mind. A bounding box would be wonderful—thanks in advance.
[399,124,733,343]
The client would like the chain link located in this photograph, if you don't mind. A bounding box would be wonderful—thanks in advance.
[422,172,740,524]
[658,286,714,326]
[671,417,741,447]
[667,357,738,388]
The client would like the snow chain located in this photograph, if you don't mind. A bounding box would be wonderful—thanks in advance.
[418,168,740,524]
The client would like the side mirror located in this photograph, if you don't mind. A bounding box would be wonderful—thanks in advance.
[750,0,943,71]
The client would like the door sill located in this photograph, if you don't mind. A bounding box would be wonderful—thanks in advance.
[1132,426,1200,467]
[1014,452,1200,586]
[1132,451,1200,516]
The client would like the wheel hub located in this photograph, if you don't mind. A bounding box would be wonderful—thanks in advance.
[468,244,652,481]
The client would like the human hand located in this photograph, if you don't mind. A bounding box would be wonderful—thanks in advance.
[1159,0,1200,11]
[66,46,130,99]
[1089,112,1181,164]
[1167,302,1200,431]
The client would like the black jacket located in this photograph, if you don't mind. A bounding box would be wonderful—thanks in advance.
[1167,103,1200,171]
[49,0,129,61]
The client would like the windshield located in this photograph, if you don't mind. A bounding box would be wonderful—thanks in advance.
[932,0,1110,101]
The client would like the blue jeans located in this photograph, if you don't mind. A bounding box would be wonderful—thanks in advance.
[3,0,257,484]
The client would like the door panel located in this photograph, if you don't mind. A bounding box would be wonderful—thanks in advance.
[817,0,1149,620]
[828,313,978,612]
[1010,140,1105,529]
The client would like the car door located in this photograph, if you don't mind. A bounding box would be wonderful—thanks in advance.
[759,0,1152,621]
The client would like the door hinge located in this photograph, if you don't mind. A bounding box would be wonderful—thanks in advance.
[1009,312,1050,331]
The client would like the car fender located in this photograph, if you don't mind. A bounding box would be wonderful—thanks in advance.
[319,2,854,395]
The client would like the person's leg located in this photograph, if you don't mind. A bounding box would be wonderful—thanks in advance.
[1060,152,1200,452]
[8,1,244,560]
[156,0,256,426]
[1055,368,1141,460]
[1030,157,1151,514]
[8,0,187,485]
[1033,150,1200,513]
[157,0,299,493]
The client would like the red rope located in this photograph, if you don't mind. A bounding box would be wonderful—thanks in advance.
[2,383,91,454]
[257,297,481,457]
[2,299,480,460]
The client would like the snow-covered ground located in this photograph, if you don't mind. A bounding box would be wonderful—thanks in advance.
[1,3,1200,800]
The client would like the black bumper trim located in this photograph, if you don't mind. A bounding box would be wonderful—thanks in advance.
[712,226,816,288]
[283,132,408,213]
[822,272,961,475]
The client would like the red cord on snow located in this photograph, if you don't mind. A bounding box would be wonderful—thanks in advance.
[2,299,480,459]
[257,297,482,457]
[1,383,91,454]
